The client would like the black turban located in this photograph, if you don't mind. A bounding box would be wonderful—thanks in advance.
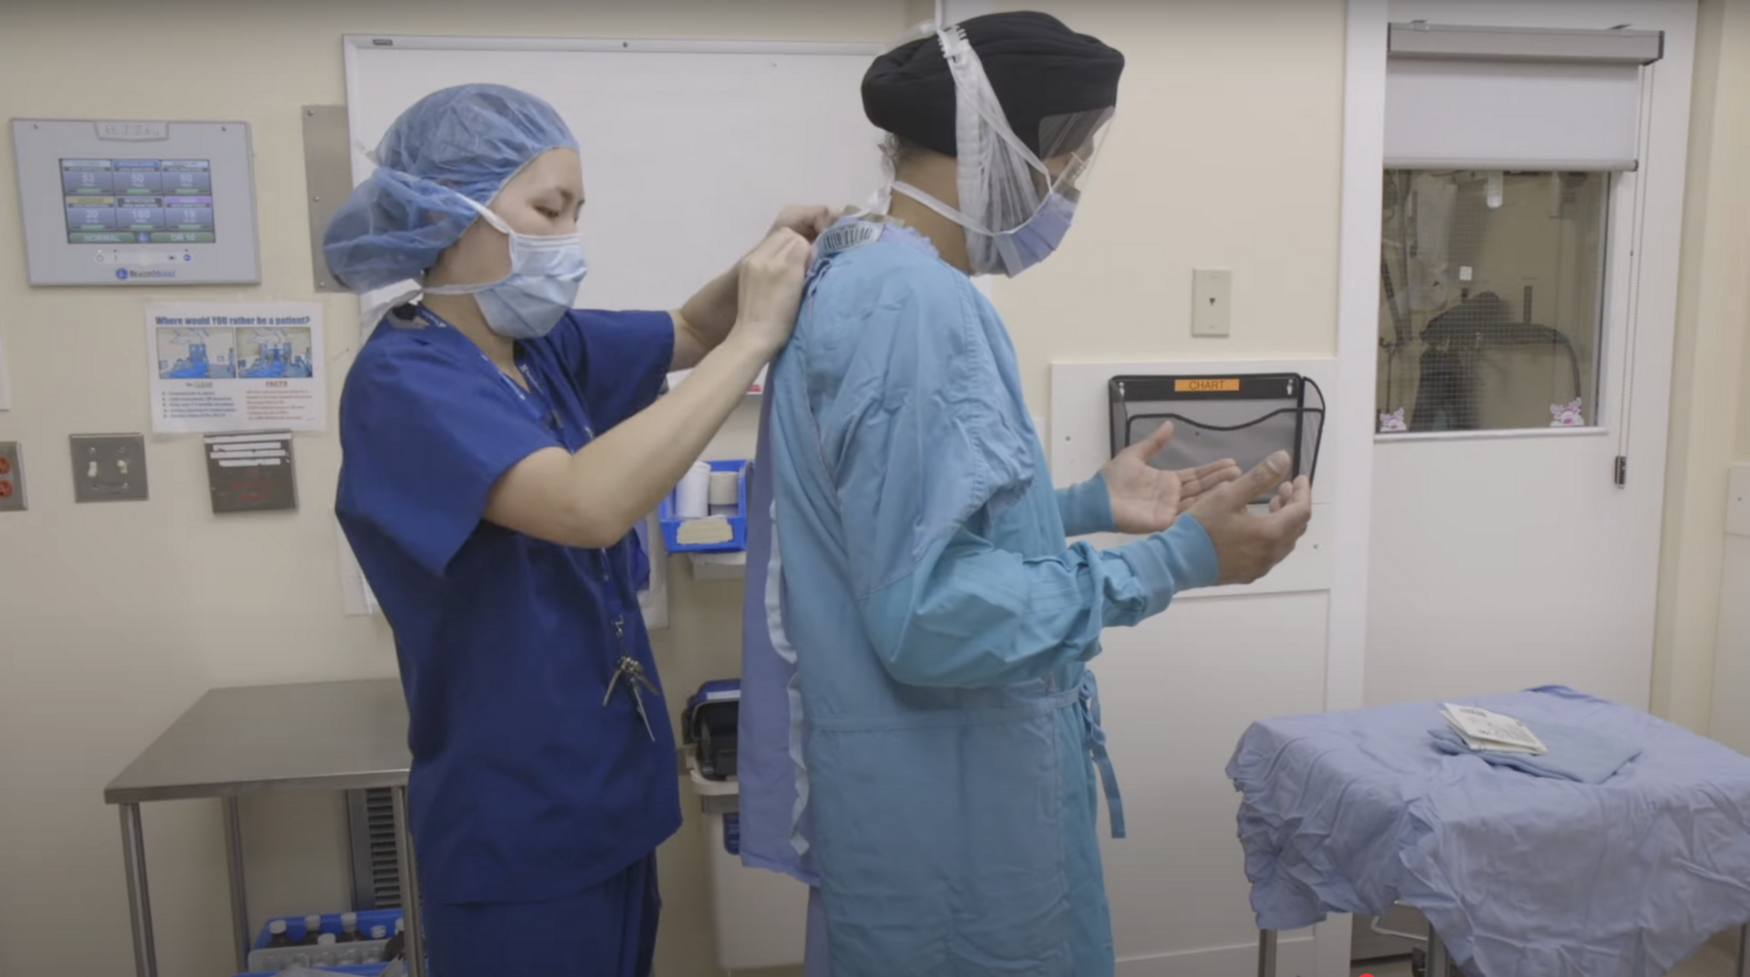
[862,11,1124,159]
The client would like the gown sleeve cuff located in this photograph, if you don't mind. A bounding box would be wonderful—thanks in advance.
[1113,516,1220,617]
[1056,474,1116,537]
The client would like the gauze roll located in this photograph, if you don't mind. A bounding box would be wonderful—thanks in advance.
[676,462,711,518]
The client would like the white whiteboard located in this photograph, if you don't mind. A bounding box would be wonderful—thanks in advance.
[343,34,886,325]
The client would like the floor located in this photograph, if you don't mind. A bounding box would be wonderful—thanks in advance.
[1350,939,1740,977]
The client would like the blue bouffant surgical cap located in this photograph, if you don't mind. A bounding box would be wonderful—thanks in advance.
[322,83,579,292]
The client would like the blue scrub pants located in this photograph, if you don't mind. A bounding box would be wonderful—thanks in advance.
[425,854,660,977]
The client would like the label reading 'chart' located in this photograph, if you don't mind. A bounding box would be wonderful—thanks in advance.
[1175,378,1241,393]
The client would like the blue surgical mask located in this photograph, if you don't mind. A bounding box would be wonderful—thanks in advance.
[888,180,1077,277]
[427,198,587,339]
[991,192,1076,275]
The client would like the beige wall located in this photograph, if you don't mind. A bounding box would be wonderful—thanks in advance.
[1654,0,1750,735]
[0,3,1348,974]
[2,1,1744,976]
[995,0,1347,388]
[0,4,903,977]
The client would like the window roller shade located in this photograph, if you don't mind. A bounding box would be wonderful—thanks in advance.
[1385,23,1663,172]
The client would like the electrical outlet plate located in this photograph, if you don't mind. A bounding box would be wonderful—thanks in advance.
[70,433,149,502]
[1192,268,1233,337]
[0,441,25,512]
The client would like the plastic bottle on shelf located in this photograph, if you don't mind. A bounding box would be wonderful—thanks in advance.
[301,914,324,945]
[338,911,361,942]
[371,924,388,941]
[382,917,406,961]
[266,919,293,948]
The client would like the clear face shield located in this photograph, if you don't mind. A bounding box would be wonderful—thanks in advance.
[1036,108,1112,204]
[889,26,1115,276]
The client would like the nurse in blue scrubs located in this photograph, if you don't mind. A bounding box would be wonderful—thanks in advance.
[323,84,827,977]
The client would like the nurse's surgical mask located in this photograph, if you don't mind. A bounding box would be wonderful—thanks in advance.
[426,198,588,340]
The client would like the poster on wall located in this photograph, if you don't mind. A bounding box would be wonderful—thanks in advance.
[145,302,325,433]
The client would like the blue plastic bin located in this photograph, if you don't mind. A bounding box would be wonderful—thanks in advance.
[658,460,748,553]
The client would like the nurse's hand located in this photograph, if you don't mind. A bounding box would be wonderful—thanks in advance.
[1102,421,1241,534]
[768,205,836,242]
[731,228,813,356]
[1187,451,1313,586]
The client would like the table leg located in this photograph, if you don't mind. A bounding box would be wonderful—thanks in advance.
[1427,924,1450,977]
[118,803,158,977]
[1736,922,1747,977]
[392,786,427,977]
[1257,928,1277,977]
[223,797,250,971]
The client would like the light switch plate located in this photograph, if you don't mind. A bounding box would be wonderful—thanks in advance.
[0,441,25,512]
[1192,268,1233,337]
[70,433,149,502]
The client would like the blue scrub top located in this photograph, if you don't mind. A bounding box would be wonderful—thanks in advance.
[336,305,681,906]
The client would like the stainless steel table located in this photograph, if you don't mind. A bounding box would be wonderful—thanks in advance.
[104,678,426,977]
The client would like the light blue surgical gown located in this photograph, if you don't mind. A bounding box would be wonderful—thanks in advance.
[739,219,1220,976]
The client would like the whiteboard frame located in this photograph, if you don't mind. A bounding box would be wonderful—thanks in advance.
[344,35,885,155]
[339,33,889,341]
[344,34,884,57]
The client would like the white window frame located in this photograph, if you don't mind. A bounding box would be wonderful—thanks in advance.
[1372,6,1683,447]
[1322,3,1695,975]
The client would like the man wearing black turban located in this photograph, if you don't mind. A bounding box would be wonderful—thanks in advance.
[866,11,1124,275]
[864,10,1124,157]
[735,13,1315,976]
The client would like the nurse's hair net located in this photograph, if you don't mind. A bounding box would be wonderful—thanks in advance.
[322,83,580,293]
